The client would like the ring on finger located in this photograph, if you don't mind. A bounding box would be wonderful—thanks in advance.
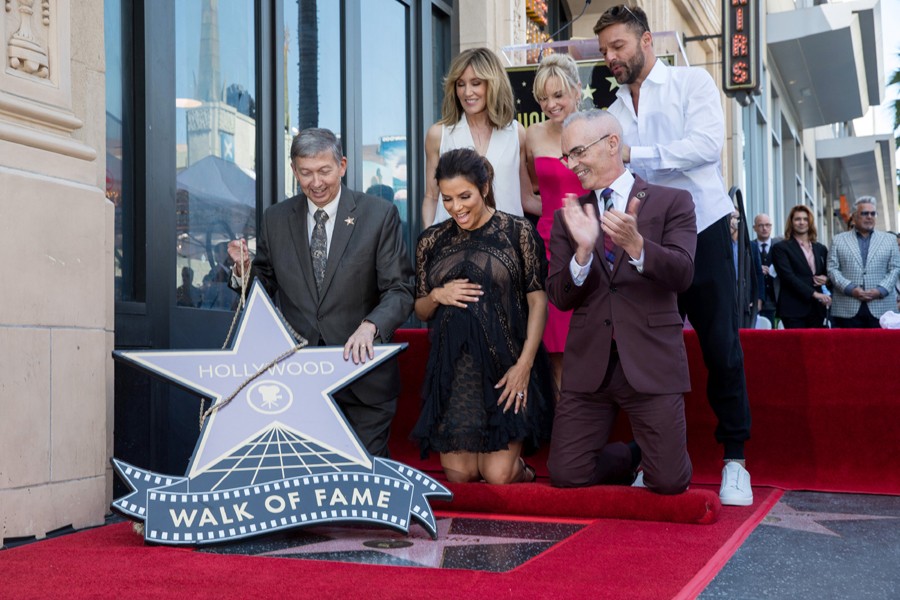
[516,391,525,399]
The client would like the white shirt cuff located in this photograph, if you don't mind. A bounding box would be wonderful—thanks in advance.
[570,255,592,286]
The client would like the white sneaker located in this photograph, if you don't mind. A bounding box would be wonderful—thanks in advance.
[631,471,646,487]
[719,462,753,506]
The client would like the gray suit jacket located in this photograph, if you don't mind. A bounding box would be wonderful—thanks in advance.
[827,230,900,319]
[248,185,415,400]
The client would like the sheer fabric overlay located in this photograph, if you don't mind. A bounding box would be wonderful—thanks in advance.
[412,211,553,457]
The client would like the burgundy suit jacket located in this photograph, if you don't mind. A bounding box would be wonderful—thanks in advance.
[546,175,697,395]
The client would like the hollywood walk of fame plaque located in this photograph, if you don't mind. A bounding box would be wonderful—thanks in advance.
[111,282,451,546]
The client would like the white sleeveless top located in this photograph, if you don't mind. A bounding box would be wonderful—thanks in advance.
[433,117,523,224]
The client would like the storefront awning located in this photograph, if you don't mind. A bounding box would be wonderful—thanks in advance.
[768,0,882,129]
[817,134,897,231]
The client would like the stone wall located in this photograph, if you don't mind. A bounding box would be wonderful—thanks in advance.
[0,0,112,545]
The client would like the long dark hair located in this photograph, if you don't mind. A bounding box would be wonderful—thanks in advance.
[434,148,496,209]
[784,204,818,243]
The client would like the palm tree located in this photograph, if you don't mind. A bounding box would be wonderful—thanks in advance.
[298,0,319,130]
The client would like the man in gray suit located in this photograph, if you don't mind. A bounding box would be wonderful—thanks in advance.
[827,197,900,328]
[228,128,415,457]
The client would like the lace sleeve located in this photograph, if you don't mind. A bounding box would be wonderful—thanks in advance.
[415,228,437,299]
[518,217,547,293]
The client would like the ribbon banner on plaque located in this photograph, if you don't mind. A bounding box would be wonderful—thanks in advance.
[112,282,451,546]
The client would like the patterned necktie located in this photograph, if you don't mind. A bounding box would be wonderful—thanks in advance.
[311,208,329,290]
[601,188,616,269]
[760,242,768,263]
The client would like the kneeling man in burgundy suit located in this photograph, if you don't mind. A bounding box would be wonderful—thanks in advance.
[546,109,696,494]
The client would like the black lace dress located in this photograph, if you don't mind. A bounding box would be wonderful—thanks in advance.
[412,211,553,457]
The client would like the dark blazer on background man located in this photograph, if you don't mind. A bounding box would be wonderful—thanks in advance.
[546,176,697,396]
[752,236,781,315]
[245,184,415,454]
[770,237,828,321]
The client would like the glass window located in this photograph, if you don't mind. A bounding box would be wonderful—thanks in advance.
[360,0,410,241]
[432,6,451,120]
[284,0,342,199]
[105,0,137,302]
[174,0,257,310]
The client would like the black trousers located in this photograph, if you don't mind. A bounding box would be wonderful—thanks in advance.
[831,302,881,329]
[678,215,751,459]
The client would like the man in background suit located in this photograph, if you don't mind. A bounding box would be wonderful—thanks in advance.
[546,109,696,495]
[751,213,781,324]
[229,128,415,457]
[827,197,900,328]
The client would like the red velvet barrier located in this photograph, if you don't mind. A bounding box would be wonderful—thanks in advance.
[392,328,900,495]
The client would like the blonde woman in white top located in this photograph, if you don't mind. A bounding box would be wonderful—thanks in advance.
[422,47,539,227]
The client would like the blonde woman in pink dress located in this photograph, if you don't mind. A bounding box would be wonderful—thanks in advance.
[525,54,588,396]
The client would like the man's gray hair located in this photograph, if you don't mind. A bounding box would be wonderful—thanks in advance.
[562,109,623,138]
[290,128,343,163]
[854,196,877,211]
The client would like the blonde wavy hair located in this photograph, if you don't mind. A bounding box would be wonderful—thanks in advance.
[440,47,516,130]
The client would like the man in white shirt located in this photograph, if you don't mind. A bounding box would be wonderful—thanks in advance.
[595,5,752,506]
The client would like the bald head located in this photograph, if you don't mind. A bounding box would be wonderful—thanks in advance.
[753,214,773,242]
[560,110,626,190]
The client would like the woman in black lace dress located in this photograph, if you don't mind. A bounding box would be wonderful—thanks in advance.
[412,148,551,484]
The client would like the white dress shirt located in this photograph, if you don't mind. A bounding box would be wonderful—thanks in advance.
[607,59,734,234]
[306,189,342,255]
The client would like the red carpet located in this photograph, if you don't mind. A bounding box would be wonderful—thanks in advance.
[392,328,900,496]
[436,482,720,524]
[0,487,779,600]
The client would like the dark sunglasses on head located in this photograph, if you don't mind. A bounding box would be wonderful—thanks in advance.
[608,4,649,32]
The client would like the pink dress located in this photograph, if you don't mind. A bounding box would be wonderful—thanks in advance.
[534,156,588,353]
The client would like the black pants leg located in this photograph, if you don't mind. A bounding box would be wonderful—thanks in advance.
[678,215,751,459]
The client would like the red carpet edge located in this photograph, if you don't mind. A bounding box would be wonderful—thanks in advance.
[674,487,783,599]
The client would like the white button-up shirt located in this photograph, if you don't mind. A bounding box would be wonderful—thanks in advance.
[607,59,733,234]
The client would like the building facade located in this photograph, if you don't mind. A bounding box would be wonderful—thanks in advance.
[1,0,895,544]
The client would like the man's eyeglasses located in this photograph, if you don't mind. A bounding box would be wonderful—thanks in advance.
[858,211,877,217]
[560,134,610,165]
[609,4,648,33]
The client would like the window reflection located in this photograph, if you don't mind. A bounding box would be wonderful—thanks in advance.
[284,0,342,198]
[361,0,409,240]
[175,0,257,310]
[105,0,134,302]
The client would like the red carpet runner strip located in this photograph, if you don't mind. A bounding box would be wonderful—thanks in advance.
[0,487,778,599]
[437,481,721,525]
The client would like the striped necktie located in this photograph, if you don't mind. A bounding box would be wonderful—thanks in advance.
[601,188,616,269]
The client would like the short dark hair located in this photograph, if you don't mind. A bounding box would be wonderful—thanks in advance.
[593,4,650,36]
[434,148,496,210]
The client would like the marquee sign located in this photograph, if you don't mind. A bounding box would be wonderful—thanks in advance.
[111,282,451,545]
[723,0,761,101]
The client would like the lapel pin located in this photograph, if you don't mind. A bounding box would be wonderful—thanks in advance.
[344,217,355,226]
[636,191,646,199]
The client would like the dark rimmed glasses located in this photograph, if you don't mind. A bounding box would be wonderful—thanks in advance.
[560,134,610,165]
[858,211,877,217]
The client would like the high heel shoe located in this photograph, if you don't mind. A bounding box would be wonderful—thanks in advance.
[519,457,537,483]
